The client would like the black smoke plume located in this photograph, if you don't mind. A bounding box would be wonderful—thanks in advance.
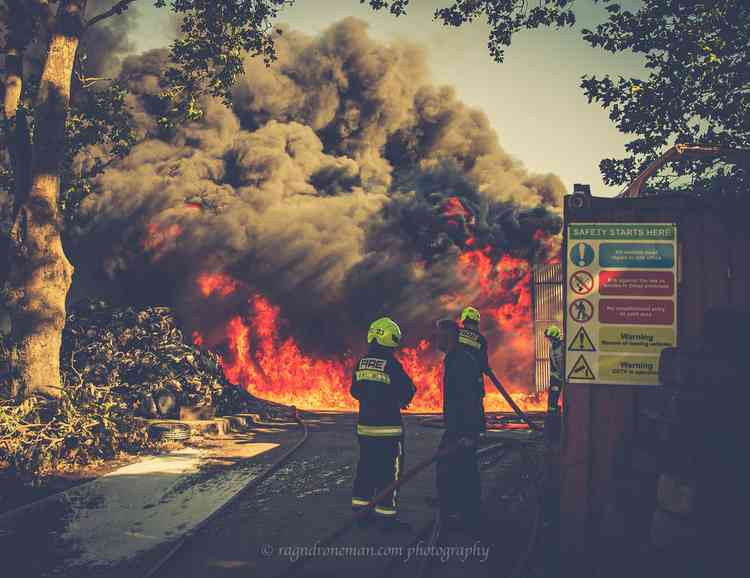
[71,18,563,357]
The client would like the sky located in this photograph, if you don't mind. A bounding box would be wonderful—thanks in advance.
[129,1,646,197]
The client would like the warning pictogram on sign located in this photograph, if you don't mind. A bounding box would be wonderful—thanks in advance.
[568,327,596,352]
[570,242,595,267]
[569,270,594,295]
[569,298,594,323]
[568,354,595,380]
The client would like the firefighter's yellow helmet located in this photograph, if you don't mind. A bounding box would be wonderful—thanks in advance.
[460,306,481,324]
[545,325,562,340]
[367,317,402,348]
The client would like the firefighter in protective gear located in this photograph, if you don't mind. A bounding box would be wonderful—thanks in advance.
[436,319,484,533]
[351,317,416,525]
[545,325,564,412]
[458,306,487,432]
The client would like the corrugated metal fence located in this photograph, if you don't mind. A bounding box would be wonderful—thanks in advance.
[533,263,563,394]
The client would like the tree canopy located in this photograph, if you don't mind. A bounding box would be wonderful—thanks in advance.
[367,0,749,195]
[580,1,749,195]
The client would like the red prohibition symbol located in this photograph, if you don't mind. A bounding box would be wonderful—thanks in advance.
[569,298,594,323]
[569,270,594,295]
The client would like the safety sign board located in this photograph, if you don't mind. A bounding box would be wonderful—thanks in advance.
[565,223,677,386]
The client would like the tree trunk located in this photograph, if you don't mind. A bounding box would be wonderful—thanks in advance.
[1,49,23,293]
[6,0,86,398]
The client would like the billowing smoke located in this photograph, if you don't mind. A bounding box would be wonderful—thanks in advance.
[79,0,139,79]
[71,18,563,395]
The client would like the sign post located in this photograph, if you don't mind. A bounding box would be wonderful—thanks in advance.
[565,223,677,386]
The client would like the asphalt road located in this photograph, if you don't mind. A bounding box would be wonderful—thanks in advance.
[147,412,546,578]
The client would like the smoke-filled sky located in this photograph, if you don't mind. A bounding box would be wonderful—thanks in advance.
[74,15,563,359]
[130,0,645,196]
[1,0,621,396]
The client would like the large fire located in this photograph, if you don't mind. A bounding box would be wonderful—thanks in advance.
[191,262,548,413]
[169,195,555,413]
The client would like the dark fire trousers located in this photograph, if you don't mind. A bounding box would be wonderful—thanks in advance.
[352,435,404,517]
[436,431,480,522]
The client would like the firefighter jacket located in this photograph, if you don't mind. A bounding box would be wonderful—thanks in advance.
[351,345,416,437]
[458,325,489,404]
[549,338,563,382]
[442,347,485,434]
[458,326,489,375]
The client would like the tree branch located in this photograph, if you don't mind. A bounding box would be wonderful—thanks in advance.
[86,0,138,28]
[74,68,112,88]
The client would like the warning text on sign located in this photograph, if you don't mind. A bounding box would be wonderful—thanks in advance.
[599,243,674,269]
[599,271,674,297]
[569,224,675,240]
[599,327,675,353]
[599,299,674,325]
[599,355,660,385]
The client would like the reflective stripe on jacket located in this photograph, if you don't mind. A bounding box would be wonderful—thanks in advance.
[458,326,489,374]
[351,345,416,435]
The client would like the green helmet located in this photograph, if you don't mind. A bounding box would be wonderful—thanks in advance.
[460,306,481,324]
[367,317,402,348]
[545,325,562,340]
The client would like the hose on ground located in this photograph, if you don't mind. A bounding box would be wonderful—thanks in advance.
[376,440,515,578]
[276,439,510,578]
[418,412,545,432]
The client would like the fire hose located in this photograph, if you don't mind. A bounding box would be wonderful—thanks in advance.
[275,438,511,578]
[141,408,310,578]
[416,369,542,432]
[379,441,516,578]
[485,369,540,430]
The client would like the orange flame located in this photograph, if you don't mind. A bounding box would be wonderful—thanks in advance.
[192,269,548,413]
[197,272,238,298]
[142,222,182,259]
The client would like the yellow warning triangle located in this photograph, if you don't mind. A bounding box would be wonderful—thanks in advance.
[568,327,596,352]
[567,354,595,380]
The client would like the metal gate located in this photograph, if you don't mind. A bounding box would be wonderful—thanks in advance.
[532,263,564,393]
